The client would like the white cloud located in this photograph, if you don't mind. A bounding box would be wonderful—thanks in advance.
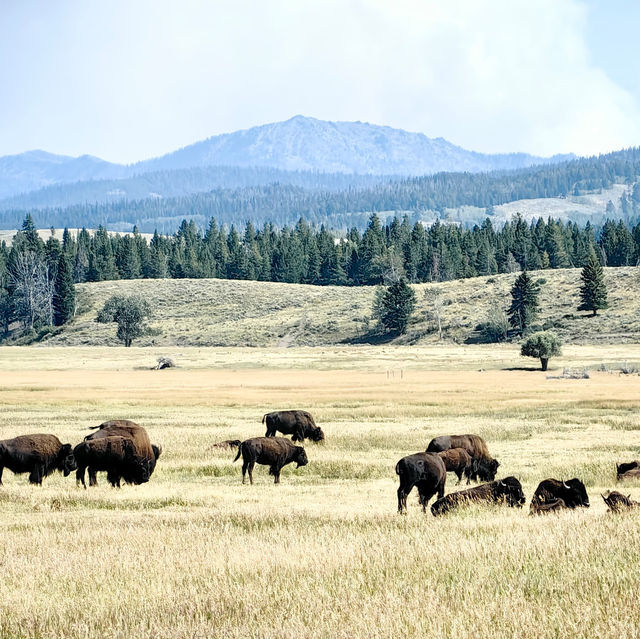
[0,0,638,161]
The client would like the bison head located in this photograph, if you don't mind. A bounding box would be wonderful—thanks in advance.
[58,443,77,476]
[564,478,589,507]
[474,458,500,482]
[295,447,309,468]
[497,477,525,507]
[309,427,325,443]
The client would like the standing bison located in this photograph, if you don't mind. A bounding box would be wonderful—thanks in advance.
[395,452,446,513]
[234,437,308,484]
[426,434,499,482]
[431,477,525,516]
[263,411,324,443]
[530,478,589,511]
[0,434,76,485]
[74,436,150,488]
[437,448,473,484]
[84,420,161,485]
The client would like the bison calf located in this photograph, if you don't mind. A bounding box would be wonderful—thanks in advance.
[74,436,149,488]
[431,477,525,516]
[234,437,308,484]
[427,434,499,482]
[437,448,472,484]
[530,498,567,515]
[395,452,446,513]
[0,434,76,485]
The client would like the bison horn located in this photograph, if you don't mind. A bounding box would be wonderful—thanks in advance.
[563,480,569,489]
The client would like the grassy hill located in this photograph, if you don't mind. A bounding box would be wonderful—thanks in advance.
[43,266,640,348]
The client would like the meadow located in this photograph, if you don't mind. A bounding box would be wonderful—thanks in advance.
[1,344,639,638]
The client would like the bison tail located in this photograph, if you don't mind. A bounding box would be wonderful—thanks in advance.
[233,446,242,463]
[261,414,267,424]
[395,461,402,475]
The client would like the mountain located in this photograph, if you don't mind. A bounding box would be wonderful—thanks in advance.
[134,115,571,175]
[0,116,573,204]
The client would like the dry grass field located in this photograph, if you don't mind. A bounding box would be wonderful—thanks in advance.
[42,266,640,347]
[1,345,640,638]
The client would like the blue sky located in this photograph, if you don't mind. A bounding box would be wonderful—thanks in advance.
[1,0,639,163]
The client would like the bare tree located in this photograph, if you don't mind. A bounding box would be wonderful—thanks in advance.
[424,288,444,340]
[10,252,55,329]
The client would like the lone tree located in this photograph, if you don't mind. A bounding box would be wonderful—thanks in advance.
[507,270,540,335]
[97,294,151,347]
[374,278,416,335]
[578,251,608,316]
[521,331,562,371]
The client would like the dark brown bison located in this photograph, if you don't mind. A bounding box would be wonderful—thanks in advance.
[530,498,567,515]
[601,490,640,513]
[73,436,150,488]
[0,434,76,485]
[85,420,161,484]
[426,434,499,482]
[530,478,589,510]
[395,452,446,513]
[233,437,308,484]
[431,476,525,516]
[617,461,640,481]
[263,411,324,443]
[437,448,473,484]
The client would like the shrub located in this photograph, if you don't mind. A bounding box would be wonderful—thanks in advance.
[521,331,562,371]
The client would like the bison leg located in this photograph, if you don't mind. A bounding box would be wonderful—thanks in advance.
[241,459,249,484]
[76,466,87,489]
[455,470,463,484]
[397,481,413,513]
[28,465,44,485]
[88,467,98,487]
[0,465,3,486]
[272,465,282,484]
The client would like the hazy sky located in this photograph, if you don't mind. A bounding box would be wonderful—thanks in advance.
[2,0,640,163]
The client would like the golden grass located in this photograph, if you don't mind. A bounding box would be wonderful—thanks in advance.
[42,266,640,347]
[1,345,640,638]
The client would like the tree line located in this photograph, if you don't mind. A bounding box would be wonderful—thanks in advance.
[2,147,640,232]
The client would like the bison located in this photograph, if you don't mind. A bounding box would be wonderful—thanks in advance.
[85,420,161,485]
[263,410,324,443]
[73,436,150,488]
[426,434,499,482]
[233,437,308,484]
[530,498,567,515]
[395,452,446,514]
[437,448,473,484]
[0,434,76,485]
[431,476,525,516]
[617,461,640,481]
[530,478,589,510]
[601,490,640,513]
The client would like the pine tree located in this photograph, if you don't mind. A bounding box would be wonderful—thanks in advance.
[375,279,416,335]
[578,251,608,316]
[507,270,540,335]
[53,255,75,326]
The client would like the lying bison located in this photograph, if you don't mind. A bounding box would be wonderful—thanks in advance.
[395,452,446,513]
[263,410,324,443]
[234,437,308,484]
[431,477,525,516]
[530,478,589,510]
[437,448,472,484]
[74,436,149,488]
[530,498,567,515]
[85,420,161,485]
[426,434,499,482]
[617,461,640,481]
[602,490,640,513]
[0,434,76,485]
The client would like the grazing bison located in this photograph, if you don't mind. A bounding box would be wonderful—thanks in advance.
[437,448,473,484]
[426,434,499,481]
[74,436,149,488]
[263,411,324,443]
[85,420,161,484]
[0,434,76,485]
[530,498,567,515]
[601,490,640,513]
[530,478,589,510]
[395,452,446,513]
[431,476,525,516]
[233,437,308,484]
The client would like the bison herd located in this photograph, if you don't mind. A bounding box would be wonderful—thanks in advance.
[1,409,638,519]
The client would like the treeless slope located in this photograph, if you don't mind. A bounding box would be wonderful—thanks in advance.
[47,267,640,347]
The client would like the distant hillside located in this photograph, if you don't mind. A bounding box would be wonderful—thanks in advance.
[46,267,640,348]
[0,116,570,206]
